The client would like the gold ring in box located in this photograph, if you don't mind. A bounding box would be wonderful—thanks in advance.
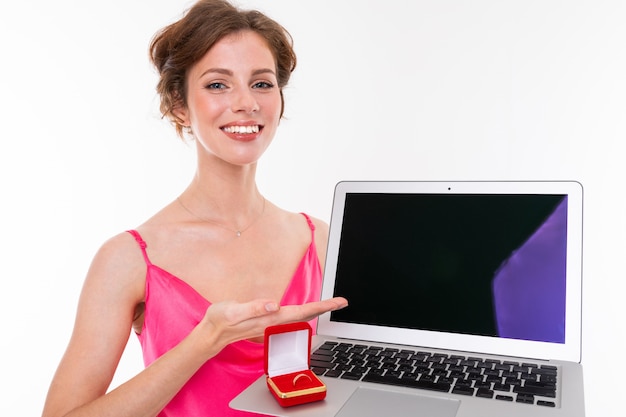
[292,373,313,386]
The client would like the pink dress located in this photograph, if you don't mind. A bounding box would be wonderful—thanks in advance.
[126,213,322,416]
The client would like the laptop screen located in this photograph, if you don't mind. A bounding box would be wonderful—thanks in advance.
[330,193,567,344]
[319,181,583,362]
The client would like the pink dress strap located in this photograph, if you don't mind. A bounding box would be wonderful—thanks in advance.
[300,212,316,233]
[126,229,152,266]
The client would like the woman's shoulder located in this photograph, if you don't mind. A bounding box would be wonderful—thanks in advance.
[269,206,327,235]
[300,212,329,240]
[89,231,148,283]
[99,229,149,257]
[304,213,328,230]
[274,209,329,258]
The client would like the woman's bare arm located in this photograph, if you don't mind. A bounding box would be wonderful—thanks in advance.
[42,233,347,417]
[41,232,177,417]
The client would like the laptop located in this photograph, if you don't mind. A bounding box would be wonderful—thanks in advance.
[231,180,585,417]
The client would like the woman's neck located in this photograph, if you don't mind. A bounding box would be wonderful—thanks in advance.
[179,161,264,229]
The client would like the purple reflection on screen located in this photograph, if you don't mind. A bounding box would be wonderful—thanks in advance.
[492,198,567,344]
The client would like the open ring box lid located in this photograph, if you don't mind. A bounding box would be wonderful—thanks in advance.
[264,322,327,407]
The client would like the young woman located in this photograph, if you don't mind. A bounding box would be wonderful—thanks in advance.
[42,1,347,416]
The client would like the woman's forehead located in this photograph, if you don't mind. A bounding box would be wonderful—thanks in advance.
[191,31,277,79]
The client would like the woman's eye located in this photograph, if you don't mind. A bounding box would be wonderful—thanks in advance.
[252,81,274,89]
[205,82,226,90]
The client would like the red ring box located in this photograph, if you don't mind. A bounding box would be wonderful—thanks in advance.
[264,322,327,407]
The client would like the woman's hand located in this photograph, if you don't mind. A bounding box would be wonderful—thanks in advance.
[194,297,348,354]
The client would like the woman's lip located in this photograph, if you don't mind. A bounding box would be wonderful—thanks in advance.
[221,120,262,128]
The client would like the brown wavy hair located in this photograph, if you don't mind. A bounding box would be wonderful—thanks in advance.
[149,0,297,138]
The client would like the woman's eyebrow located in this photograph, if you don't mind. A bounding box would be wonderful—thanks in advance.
[198,68,276,79]
[251,68,276,77]
[199,68,232,79]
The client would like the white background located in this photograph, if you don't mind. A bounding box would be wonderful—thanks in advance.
[0,0,624,415]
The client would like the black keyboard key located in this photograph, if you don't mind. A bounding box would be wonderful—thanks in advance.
[381,362,398,371]
[452,386,474,396]
[492,382,511,392]
[398,364,414,373]
[540,374,558,384]
[311,353,333,362]
[474,381,491,390]
[311,367,326,376]
[348,346,366,355]
[420,374,437,383]
[504,377,521,386]
[351,366,368,374]
[364,349,382,356]
[310,359,334,369]
[449,370,466,379]
[486,375,502,384]
[362,373,451,392]
[476,388,494,399]
[495,363,512,372]
[341,371,364,380]
[535,366,558,377]
[502,371,518,379]
[385,370,402,378]
[438,377,455,386]
[415,363,430,372]
[516,394,535,404]
[334,343,352,352]
[513,382,556,398]
[396,351,412,360]
[368,368,385,376]
[325,369,343,378]
[455,379,472,388]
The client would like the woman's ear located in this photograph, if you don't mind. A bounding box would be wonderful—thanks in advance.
[172,104,190,128]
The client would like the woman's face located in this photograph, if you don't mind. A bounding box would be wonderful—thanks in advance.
[177,30,282,167]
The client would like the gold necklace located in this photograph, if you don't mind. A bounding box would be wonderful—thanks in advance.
[176,195,266,237]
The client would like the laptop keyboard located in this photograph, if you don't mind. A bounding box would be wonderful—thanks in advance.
[311,341,558,408]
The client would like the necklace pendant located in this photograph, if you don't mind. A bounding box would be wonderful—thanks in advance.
[236,231,242,237]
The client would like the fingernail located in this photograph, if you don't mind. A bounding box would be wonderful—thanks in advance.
[265,302,278,312]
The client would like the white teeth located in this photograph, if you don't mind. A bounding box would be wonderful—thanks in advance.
[222,125,260,134]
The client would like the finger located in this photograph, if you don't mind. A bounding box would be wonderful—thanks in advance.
[325,296,349,310]
[277,297,349,323]
[306,297,348,313]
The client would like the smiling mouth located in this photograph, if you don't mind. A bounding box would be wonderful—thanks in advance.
[221,125,261,134]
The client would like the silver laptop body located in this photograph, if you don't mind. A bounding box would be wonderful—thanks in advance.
[231,181,585,417]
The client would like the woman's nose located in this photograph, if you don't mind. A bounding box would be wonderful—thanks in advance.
[232,88,259,113]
